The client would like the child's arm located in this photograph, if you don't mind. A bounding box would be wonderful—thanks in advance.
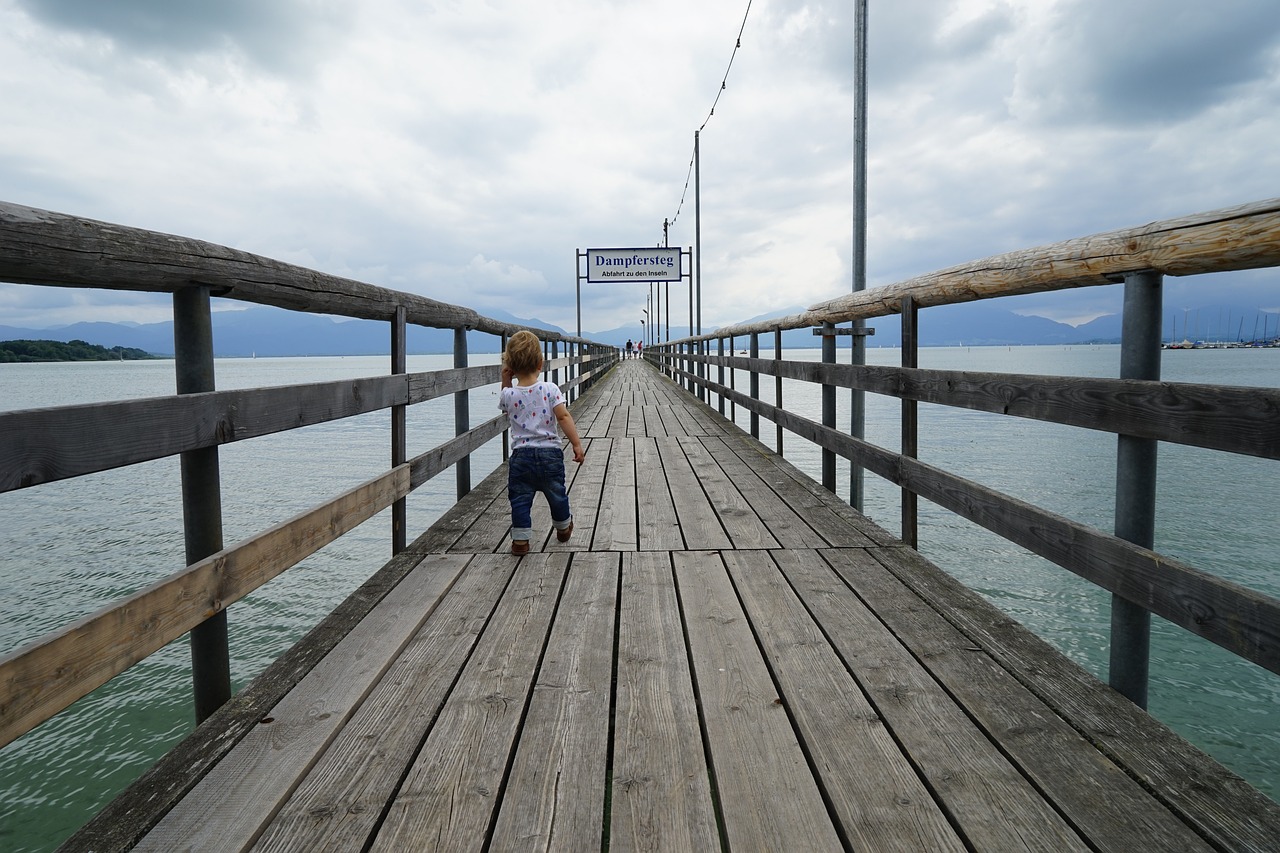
[501,364,515,388]
[554,403,586,463]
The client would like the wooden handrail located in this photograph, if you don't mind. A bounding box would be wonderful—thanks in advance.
[0,466,411,750]
[0,201,592,345]
[695,197,1280,341]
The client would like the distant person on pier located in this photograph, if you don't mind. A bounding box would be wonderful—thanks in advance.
[636,340,643,359]
[625,338,634,359]
[499,330,585,555]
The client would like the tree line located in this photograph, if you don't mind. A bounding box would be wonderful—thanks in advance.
[0,339,159,363]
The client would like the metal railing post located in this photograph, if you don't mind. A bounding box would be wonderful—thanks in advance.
[821,322,836,493]
[454,327,471,500]
[173,286,230,723]
[391,306,407,554]
[901,297,919,548]
[1110,270,1163,708]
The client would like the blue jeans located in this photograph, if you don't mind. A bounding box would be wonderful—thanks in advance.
[508,447,572,542]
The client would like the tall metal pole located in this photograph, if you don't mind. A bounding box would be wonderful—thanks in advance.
[173,286,230,723]
[694,129,704,401]
[1110,270,1163,708]
[663,218,670,345]
[849,0,869,511]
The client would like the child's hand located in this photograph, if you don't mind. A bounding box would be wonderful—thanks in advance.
[572,444,586,464]
[500,365,514,386]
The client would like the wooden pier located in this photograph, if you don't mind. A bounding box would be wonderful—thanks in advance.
[70,358,1280,852]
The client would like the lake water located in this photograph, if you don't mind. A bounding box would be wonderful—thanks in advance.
[1,346,1277,851]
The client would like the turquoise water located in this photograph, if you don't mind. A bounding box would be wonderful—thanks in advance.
[1,347,1277,850]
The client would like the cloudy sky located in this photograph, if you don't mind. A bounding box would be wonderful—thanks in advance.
[1,0,1278,335]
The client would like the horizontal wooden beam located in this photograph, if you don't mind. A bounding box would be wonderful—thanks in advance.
[408,414,506,491]
[0,376,408,493]
[0,466,410,750]
[693,354,1280,460]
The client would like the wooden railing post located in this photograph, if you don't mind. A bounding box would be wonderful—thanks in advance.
[718,338,726,416]
[821,322,836,493]
[173,286,230,723]
[454,327,471,500]
[391,306,407,554]
[552,339,560,391]
[749,332,760,440]
[501,333,510,462]
[1110,270,1163,708]
[775,328,784,454]
[901,297,919,548]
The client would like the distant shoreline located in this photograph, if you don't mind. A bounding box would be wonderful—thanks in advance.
[0,339,160,363]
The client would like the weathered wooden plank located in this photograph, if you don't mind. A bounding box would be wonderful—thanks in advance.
[768,549,1090,850]
[406,363,499,405]
[368,554,568,851]
[0,376,407,493]
[673,550,842,849]
[868,544,1280,853]
[634,438,684,551]
[594,437,638,551]
[610,551,719,852]
[655,437,731,551]
[489,552,618,849]
[653,405,689,437]
[250,553,519,852]
[722,550,967,852]
[715,429,887,546]
[407,412,505,490]
[0,466,410,750]
[669,437,774,549]
[819,547,1215,852]
[627,404,646,436]
[696,435,829,548]
[546,438,609,552]
[607,405,632,437]
[133,553,471,852]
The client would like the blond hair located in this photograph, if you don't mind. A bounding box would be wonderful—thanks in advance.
[504,330,543,375]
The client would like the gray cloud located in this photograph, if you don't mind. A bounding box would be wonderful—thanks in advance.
[14,0,350,74]
[1012,0,1280,125]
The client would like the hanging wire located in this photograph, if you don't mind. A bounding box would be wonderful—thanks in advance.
[665,0,753,240]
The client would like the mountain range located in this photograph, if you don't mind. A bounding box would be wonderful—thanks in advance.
[2,301,1273,357]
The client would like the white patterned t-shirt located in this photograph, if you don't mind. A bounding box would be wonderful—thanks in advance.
[498,381,566,450]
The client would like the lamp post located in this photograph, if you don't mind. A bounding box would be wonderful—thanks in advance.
[640,317,646,357]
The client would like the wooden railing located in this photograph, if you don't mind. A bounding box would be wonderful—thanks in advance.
[0,202,616,749]
[651,197,1280,706]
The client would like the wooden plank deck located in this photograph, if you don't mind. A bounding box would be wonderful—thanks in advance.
[84,359,1280,852]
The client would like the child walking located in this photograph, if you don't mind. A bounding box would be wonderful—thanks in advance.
[499,330,586,555]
